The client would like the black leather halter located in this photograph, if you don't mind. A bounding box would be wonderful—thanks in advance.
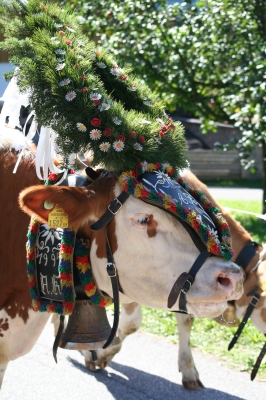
[90,187,211,321]
[227,240,266,380]
[90,191,130,349]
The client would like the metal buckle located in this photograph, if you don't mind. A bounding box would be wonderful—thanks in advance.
[181,279,192,295]
[251,295,259,307]
[106,262,117,277]
[108,198,123,215]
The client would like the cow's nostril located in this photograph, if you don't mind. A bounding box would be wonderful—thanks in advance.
[217,276,231,287]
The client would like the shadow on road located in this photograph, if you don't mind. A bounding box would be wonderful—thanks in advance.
[67,356,246,400]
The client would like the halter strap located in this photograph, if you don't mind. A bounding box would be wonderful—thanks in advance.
[228,288,261,351]
[168,249,210,313]
[234,240,259,270]
[90,191,129,231]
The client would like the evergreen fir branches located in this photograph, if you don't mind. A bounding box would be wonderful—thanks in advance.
[0,0,188,173]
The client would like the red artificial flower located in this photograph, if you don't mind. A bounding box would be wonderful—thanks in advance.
[48,173,58,182]
[90,118,102,127]
[42,6,48,11]
[103,128,112,136]
[139,135,145,143]
[58,30,65,35]
[95,51,100,56]
[119,75,127,81]
[162,125,168,132]
[117,135,126,142]
[81,75,87,80]
[93,100,100,106]
[130,131,136,137]
[81,87,88,93]
[65,39,72,45]
[158,131,165,137]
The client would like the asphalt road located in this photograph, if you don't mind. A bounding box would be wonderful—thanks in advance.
[1,319,265,400]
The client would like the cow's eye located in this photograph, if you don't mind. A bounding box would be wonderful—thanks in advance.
[137,216,149,224]
[131,214,150,227]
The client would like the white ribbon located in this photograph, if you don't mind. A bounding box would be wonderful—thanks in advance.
[224,207,266,221]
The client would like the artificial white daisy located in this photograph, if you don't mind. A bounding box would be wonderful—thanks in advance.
[51,37,60,44]
[54,23,63,28]
[113,140,125,152]
[65,26,75,32]
[110,68,120,76]
[99,142,111,152]
[134,143,143,151]
[55,49,66,55]
[96,62,107,68]
[56,57,65,63]
[55,63,65,71]
[112,116,122,125]
[65,91,77,101]
[141,118,151,124]
[90,93,102,101]
[59,78,71,86]
[76,122,87,132]
[98,103,110,112]
[128,84,137,91]
[89,129,102,140]
[143,100,153,106]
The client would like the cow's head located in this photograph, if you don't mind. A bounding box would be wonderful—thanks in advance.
[19,175,244,318]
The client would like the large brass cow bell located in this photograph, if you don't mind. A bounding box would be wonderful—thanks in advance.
[59,300,121,351]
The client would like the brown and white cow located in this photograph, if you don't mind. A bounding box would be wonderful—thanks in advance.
[84,170,266,387]
[0,130,245,389]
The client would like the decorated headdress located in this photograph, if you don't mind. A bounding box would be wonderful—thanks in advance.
[0,0,187,174]
[0,0,234,261]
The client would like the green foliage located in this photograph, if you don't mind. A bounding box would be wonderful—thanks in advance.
[60,0,266,188]
[0,0,188,172]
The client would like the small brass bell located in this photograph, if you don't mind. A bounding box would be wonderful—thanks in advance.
[213,302,240,327]
[59,299,121,351]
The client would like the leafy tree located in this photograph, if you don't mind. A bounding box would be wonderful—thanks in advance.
[62,0,266,211]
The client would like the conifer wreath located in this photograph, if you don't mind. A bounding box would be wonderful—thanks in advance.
[0,0,188,173]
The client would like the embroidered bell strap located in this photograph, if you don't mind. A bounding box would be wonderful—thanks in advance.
[251,335,266,381]
[228,288,261,351]
[26,218,112,315]
[26,218,76,315]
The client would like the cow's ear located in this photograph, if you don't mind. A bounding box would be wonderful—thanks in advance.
[19,185,96,228]
[257,260,266,293]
